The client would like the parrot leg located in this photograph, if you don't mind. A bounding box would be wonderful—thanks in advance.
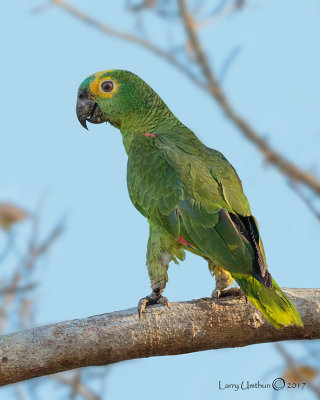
[209,264,247,301]
[137,248,170,319]
[138,221,185,319]
[209,264,235,298]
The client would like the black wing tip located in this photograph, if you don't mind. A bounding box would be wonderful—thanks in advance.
[228,213,273,288]
[253,270,273,288]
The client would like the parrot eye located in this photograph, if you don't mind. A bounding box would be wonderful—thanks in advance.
[100,80,114,93]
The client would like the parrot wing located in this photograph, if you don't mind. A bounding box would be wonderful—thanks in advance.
[154,130,302,327]
[154,132,261,276]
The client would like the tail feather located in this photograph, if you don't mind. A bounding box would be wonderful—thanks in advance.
[230,213,273,288]
[233,273,303,329]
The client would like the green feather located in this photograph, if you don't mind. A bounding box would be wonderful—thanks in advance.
[233,274,303,328]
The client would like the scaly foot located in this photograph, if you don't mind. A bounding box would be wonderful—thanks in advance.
[211,288,222,298]
[212,287,247,302]
[138,289,169,319]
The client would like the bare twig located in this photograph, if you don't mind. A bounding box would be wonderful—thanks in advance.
[53,371,100,400]
[0,200,105,397]
[0,271,22,333]
[289,182,320,220]
[0,203,64,334]
[196,0,245,30]
[24,223,64,270]
[0,283,38,297]
[0,230,15,263]
[45,0,204,88]
[177,0,320,196]
[276,343,320,397]
[0,288,318,387]
[13,384,27,400]
[44,0,320,202]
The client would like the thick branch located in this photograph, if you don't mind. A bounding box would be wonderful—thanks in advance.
[0,288,319,386]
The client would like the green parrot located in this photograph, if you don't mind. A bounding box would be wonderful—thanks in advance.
[76,69,303,329]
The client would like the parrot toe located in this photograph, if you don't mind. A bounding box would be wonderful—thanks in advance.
[211,289,221,298]
[137,297,149,318]
[137,293,169,319]
[212,286,247,301]
[220,287,247,302]
[157,296,169,307]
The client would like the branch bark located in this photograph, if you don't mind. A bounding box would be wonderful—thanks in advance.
[0,288,319,386]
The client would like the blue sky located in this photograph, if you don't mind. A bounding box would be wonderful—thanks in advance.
[1,1,320,399]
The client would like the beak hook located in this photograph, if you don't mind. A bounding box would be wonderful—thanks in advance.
[76,92,96,130]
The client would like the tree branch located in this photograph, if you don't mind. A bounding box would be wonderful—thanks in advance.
[0,288,318,386]
[45,0,204,88]
[52,371,100,400]
[44,0,320,199]
[177,0,320,196]
[275,343,320,397]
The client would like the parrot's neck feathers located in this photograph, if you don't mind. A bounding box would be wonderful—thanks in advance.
[120,105,183,153]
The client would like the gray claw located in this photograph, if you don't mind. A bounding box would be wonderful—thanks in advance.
[157,296,169,307]
[211,289,221,299]
[138,298,149,319]
[220,287,247,302]
[137,294,169,319]
[212,287,247,301]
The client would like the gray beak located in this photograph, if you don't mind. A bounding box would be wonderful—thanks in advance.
[76,90,105,130]
[76,90,95,130]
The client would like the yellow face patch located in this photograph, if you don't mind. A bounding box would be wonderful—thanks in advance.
[89,70,119,99]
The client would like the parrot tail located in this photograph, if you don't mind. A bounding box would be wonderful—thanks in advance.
[233,274,303,329]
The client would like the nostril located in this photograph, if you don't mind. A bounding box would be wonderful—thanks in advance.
[78,90,87,100]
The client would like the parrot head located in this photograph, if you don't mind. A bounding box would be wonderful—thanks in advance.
[76,69,165,131]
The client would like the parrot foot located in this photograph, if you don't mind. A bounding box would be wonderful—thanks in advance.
[211,289,221,299]
[212,287,247,302]
[137,289,169,319]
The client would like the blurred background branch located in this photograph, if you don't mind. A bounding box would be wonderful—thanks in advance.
[276,343,320,398]
[0,200,110,399]
[33,0,320,220]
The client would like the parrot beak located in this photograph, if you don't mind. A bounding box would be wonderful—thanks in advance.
[76,90,105,130]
